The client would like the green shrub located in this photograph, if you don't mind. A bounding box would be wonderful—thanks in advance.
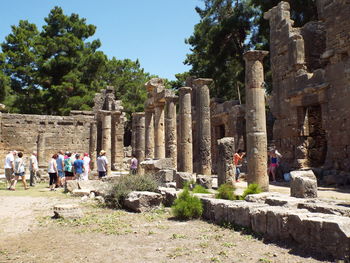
[171,188,203,220]
[192,184,210,194]
[216,183,236,200]
[241,183,262,199]
[107,174,160,208]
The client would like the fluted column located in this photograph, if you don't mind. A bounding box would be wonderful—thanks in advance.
[100,110,112,175]
[89,121,97,171]
[154,102,165,159]
[111,111,124,170]
[179,87,193,173]
[132,112,145,174]
[244,50,269,191]
[194,78,212,175]
[165,96,178,169]
[145,109,154,159]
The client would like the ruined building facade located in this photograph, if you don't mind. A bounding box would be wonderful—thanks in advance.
[265,1,350,172]
[0,86,126,172]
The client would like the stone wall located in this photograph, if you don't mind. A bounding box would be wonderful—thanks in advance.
[0,112,94,168]
[265,1,350,172]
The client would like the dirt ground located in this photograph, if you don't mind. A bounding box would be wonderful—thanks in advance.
[0,184,334,263]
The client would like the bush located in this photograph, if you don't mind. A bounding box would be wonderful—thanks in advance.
[107,174,160,208]
[216,183,236,200]
[241,183,262,199]
[192,184,210,194]
[171,188,203,220]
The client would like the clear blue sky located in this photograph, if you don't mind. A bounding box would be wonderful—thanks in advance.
[0,0,203,80]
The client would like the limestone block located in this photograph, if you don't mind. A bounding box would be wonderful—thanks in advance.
[157,187,179,207]
[290,170,318,198]
[66,180,79,193]
[250,207,269,235]
[175,172,195,189]
[298,202,350,217]
[164,182,176,188]
[155,169,175,183]
[123,191,163,213]
[53,204,84,219]
[265,195,306,208]
[72,189,91,197]
[265,207,297,240]
[244,192,283,203]
[140,158,173,175]
[196,175,213,189]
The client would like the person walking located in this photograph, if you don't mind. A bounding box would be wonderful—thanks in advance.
[48,154,58,191]
[268,147,282,182]
[234,149,245,182]
[130,155,138,175]
[4,150,17,189]
[9,152,28,190]
[97,150,108,179]
[29,151,39,186]
[82,153,90,181]
[56,150,65,187]
[73,154,84,181]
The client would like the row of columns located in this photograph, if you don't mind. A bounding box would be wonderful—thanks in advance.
[131,50,269,192]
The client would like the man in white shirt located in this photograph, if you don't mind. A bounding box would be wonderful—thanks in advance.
[4,150,17,189]
[29,151,39,186]
[96,150,108,179]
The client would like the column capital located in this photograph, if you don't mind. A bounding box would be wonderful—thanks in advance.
[193,78,213,88]
[179,87,192,95]
[132,112,145,118]
[98,110,111,116]
[243,50,269,62]
[165,95,178,103]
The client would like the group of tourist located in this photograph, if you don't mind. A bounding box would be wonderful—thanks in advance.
[3,150,105,191]
[233,146,283,182]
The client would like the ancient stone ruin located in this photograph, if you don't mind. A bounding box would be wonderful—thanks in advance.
[265,1,350,177]
[0,86,126,173]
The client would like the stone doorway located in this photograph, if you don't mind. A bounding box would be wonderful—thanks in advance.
[300,105,327,167]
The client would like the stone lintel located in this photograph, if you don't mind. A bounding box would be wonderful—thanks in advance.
[243,50,269,62]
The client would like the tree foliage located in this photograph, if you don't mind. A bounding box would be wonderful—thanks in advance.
[0,7,151,116]
[183,0,318,100]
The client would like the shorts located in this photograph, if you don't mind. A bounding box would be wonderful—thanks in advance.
[5,168,14,181]
[65,171,73,177]
[15,172,25,177]
[58,171,65,178]
[98,171,106,178]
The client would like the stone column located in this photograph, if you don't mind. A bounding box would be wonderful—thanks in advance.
[179,87,193,173]
[111,111,124,170]
[100,110,112,175]
[132,112,145,174]
[165,96,178,169]
[154,102,165,159]
[217,137,235,186]
[37,132,46,168]
[194,78,212,175]
[131,115,137,157]
[244,50,269,191]
[145,109,154,159]
[89,121,97,172]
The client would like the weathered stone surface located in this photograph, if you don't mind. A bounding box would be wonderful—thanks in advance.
[244,192,282,203]
[155,169,175,183]
[72,189,91,197]
[175,172,194,189]
[298,201,350,217]
[265,195,306,208]
[216,137,235,186]
[244,50,269,192]
[164,182,176,188]
[196,175,213,189]
[140,158,173,175]
[66,180,79,193]
[53,204,84,219]
[290,170,317,198]
[123,191,163,213]
[157,187,179,207]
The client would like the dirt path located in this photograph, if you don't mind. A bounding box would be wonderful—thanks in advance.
[0,192,332,263]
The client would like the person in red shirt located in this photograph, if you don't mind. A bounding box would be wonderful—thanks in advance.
[234,149,245,182]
